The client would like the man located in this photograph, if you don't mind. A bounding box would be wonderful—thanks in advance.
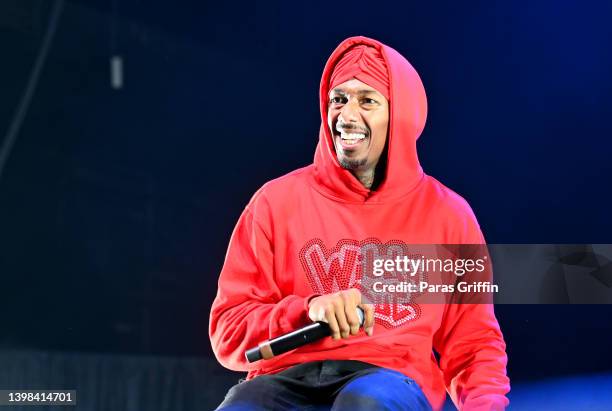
[210,36,510,410]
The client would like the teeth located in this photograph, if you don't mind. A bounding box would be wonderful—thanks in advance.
[340,133,366,140]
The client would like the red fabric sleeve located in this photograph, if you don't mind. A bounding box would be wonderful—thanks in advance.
[433,206,510,410]
[209,204,318,371]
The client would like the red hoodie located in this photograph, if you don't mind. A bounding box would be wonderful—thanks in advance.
[209,36,510,411]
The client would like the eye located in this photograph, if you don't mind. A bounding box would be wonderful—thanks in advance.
[362,98,378,105]
[329,96,346,104]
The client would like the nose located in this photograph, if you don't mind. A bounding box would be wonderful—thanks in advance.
[338,98,360,123]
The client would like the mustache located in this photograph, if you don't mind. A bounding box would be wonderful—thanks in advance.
[335,121,369,135]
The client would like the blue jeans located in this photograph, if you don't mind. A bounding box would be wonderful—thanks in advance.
[216,360,432,411]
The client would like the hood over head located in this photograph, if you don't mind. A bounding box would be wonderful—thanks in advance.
[329,44,390,100]
[313,36,428,202]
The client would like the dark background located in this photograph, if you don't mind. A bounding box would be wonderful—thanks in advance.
[1,0,611,397]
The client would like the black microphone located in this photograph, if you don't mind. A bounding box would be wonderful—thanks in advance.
[245,307,365,363]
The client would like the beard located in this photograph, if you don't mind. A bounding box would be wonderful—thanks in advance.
[338,155,368,170]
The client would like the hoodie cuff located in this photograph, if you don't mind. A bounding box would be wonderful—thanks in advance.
[276,294,321,335]
[305,293,322,310]
[462,394,509,411]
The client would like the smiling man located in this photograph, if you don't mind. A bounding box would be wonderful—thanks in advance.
[329,78,389,189]
[210,36,510,410]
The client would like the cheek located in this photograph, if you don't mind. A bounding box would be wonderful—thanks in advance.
[370,121,389,153]
[327,110,338,129]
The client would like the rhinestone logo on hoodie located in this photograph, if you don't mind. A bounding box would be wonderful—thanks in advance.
[299,238,422,328]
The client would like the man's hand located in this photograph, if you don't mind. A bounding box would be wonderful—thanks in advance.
[307,288,374,339]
